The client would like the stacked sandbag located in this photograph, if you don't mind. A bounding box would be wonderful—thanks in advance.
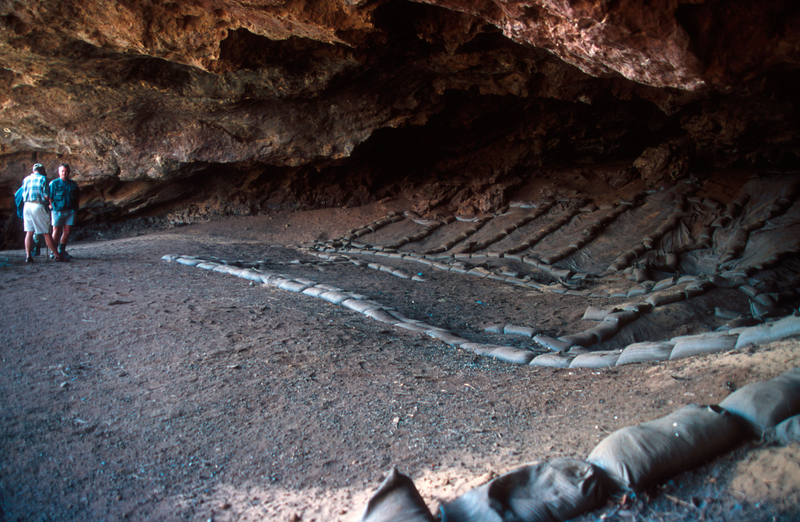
[719,367,800,437]
[359,468,436,522]
[439,459,606,522]
[587,404,743,491]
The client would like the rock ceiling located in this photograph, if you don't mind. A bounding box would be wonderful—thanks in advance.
[1,0,799,247]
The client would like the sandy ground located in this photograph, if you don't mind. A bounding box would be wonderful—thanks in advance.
[1,202,799,521]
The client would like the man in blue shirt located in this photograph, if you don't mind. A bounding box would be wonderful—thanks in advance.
[20,163,65,262]
[49,164,80,260]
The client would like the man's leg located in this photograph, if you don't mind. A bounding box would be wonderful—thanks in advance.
[24,231,34,261]
[41,232,64,261]
[59,224,72,259]
[52,225,62,248]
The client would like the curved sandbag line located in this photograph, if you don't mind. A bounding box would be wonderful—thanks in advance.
[163,254,538,366]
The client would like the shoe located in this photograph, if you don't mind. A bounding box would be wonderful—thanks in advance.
[55,254,68,262]
[25,256,33,263]
[49,252,55,259]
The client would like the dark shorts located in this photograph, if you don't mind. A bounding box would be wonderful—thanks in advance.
[52,209,76,227]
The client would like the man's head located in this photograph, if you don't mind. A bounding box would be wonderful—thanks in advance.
[32,163,45,175]
[58,164,71,180]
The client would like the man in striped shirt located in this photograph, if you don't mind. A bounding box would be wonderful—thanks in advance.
[21,163,65,262]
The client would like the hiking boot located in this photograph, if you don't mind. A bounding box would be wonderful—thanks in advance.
[25,255,34,263]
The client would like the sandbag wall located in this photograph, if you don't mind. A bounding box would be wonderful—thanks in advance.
[358,368,800,522]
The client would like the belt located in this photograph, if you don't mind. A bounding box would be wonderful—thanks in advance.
[25,200,44,205]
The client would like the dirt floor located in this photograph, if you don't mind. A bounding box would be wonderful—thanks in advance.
[2,200,800,521]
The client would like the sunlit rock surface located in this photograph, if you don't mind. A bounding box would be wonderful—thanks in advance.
[1,0,799,247]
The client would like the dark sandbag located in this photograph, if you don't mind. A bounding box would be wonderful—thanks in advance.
[616,342,675,366]
[440,459,606,522]
[669,333,738,360]
[719,368,800,437]
[360,468,436,522]
[587,404,743,491]
[558,331,597,348]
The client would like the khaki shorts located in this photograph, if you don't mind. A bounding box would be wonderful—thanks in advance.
[23,202,51,234]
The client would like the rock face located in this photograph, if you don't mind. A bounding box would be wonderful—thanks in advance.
[1,0,799,247]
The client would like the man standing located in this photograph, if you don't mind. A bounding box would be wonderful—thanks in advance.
[49,164,80,260]
[21,163,64,263]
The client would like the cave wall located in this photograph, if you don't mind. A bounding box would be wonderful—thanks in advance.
[1,0,799,248]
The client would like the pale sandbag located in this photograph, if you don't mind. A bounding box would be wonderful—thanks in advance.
[504,325,541,337]
[669,333,739,360]
[360,468,436,522]
[439,459,606,522]
[395,322,433,333]
[734,315,800,349]
[318,291,351,304]
[587,404,743,491]
[645,291,685,308]
[483,324,505,334]
[175,257,202,266]
[161,254,179,262]
[582,306,615,322]
[719,368,800,437]
[239,269,266,283]
[342,299,383,313]
[533,334,572,352]
[301,286,328,297]
[530,353,574,368]
[461,343,536,365]
[616,342,675,366]
[316,283,344,292]
[569,350,621,369]
[771,415,800,445]
[425,330,469,346]
[364,308,401,324]
[196,262,219,270]
[277,280,309,293]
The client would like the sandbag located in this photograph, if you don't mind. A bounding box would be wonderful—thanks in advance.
[669,333,738,360]
[734,315,800,349]
[587,404,743,491]
[176,257,202,267]
[719,368,800,437]
[534,335,572,352]
[771,415,800,445]
[360,468,436,522]
[569,350,621,369]
[504,325,541,337]
[461,344,536,365]
[616,342,675,366]
[530,353,574,368]
[440,459,606,522]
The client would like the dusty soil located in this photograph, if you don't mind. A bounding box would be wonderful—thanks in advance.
[2,200,800,521]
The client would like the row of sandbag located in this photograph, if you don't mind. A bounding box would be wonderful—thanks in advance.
[359,367,800,522]
[162,254,540,365]
[530,313,800,370]
[309,242,789,364]
[163,255,800,370]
